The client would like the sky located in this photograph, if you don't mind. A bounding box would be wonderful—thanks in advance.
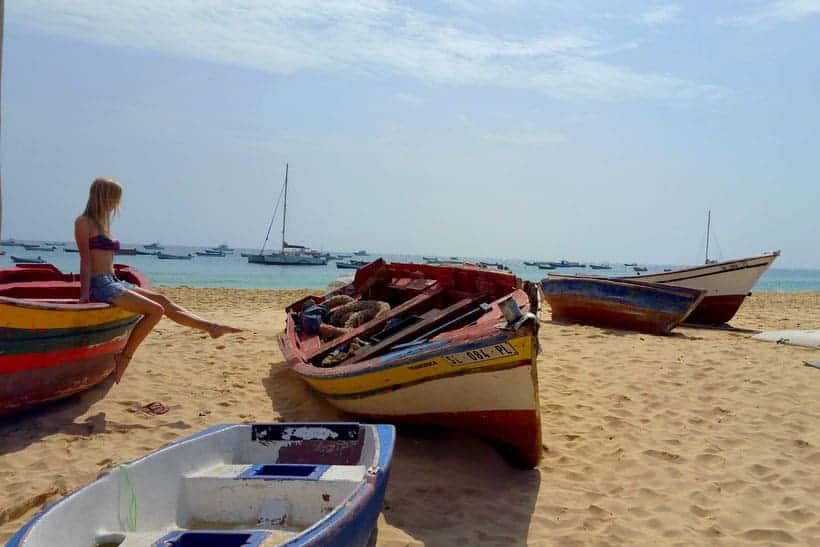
[1,1,818,267]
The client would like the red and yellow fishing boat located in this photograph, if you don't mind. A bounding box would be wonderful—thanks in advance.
[0,263,147,416]
[279,260,543,468]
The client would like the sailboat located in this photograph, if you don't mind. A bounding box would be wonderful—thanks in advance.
[549,210,780,325]
[247,164,327,266]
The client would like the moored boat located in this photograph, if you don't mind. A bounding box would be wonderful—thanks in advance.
[7,422,395,547]
[10,255,45,264]
[0,263,148,415]
[21,244,55,252]
[157,252,193,260]
[248,165,327,266]
[335,260,367,269]
[280,259,543,467]
[540,277,704,334]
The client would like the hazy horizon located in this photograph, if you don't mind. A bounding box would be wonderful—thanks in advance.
[2,2,818,268]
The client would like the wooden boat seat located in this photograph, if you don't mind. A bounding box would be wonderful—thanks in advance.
[348,296,483,364]
[386,277,438,293]
[181,464,366,528]
[306,285,444,363]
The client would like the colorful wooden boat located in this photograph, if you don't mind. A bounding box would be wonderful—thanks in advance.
[540,277,704,335]
[552,251,780,325]
[280,259,543,468]
[0,263,148,415]
[618,252,780,324]
[7,422,395,547]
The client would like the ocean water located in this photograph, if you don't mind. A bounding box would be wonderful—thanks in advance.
[2,245,818,292]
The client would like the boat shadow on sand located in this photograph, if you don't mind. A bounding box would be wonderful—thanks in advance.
[542,317,709,340]
[263,360,541,546]
[0,375,191,456]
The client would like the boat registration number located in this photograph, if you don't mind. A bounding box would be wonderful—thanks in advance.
[444,343,518,366]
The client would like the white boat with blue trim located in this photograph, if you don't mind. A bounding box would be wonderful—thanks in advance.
[7,422,395,547]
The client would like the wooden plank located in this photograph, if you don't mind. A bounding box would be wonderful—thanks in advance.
[348,296,479,364]
[305,285,444,362]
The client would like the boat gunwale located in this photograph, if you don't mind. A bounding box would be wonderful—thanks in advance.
[0,263,150,312]
[548,251,780,283]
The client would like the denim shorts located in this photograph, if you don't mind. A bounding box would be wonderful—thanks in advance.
[89,274,130,304]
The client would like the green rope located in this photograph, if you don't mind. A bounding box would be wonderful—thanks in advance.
[118,465,137,531]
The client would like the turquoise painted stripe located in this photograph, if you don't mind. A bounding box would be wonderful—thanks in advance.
[0,316,140,356]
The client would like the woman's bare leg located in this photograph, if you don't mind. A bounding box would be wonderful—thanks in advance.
[132,287,241,338]
[110,290,165,383]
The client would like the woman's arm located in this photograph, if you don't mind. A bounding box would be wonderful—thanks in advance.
[75,217,92,303]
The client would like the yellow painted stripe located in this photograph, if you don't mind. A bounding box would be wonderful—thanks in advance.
[301,334,534,396]
[0,301,138,329]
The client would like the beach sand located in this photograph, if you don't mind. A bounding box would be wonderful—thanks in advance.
[1,288,820,545]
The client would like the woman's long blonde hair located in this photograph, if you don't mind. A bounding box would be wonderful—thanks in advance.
[82,178,122,235]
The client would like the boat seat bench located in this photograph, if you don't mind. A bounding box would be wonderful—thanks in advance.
[180,464,366,528]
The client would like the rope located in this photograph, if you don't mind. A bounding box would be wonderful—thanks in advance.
[118,465,138,532]
[259,177,287,254]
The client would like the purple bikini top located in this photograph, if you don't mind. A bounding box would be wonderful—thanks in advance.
[89,234,121,252]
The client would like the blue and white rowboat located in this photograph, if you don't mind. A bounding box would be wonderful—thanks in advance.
[540,277,704,334]
[7,422,395,547]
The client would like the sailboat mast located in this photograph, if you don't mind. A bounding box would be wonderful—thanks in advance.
[281,163,288,254]
[705,209,711,264]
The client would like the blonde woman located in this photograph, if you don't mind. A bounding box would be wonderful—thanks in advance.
[75,178,240,383]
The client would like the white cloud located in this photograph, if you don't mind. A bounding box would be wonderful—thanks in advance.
[640,4,682,26]
[729,0,820,26]
[8,0,722,102]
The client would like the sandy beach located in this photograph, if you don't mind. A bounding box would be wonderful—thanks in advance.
[1,287,819,545]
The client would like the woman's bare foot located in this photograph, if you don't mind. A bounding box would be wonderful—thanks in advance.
[207,323,242,339]
[113,353,132,384]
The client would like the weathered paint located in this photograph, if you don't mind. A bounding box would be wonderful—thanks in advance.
[0,263,147,415]
[550,251,779,325]
[7,423,396,547]
[280,261,543,468]
[540,277,704,334]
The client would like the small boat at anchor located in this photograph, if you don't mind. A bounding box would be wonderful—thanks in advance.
[157,252,193,260]
[0,263,148,415]
[540,277,704,335]
[336,260,368,270]
[21,244,55,252]
[247,164,327,266]
[10,255,45,264]
[7,422,396,547]
[280,259,543,467]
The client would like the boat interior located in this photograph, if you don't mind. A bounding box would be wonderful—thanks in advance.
[0,263,144,300]
[22,424,383,547]
[286,260,536,367]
